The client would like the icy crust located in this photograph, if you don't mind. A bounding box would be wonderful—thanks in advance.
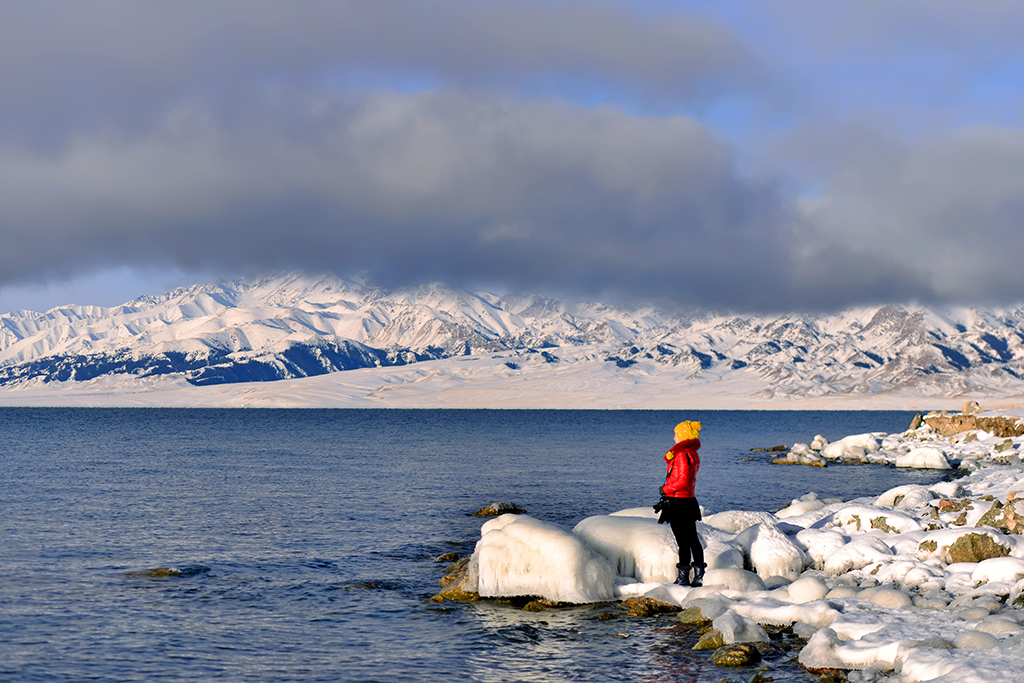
[462,421,1024,681]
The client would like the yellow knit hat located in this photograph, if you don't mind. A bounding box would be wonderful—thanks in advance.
[674,420,701,442]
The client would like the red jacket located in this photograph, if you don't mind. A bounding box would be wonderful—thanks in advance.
[663,438,700,498]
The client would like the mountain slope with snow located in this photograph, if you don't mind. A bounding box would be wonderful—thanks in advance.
[3,273,1024,408]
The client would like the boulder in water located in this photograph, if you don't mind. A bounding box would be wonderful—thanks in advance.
[470,502,527,516]
[711,643,762,666]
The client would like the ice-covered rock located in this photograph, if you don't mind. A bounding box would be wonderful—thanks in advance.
[822,433,882,460]
[875,484,936,508]
[799,627,902,671]
[573,514,678,583]
[702,510,778,534]
[916,528,1013,564]
[953,630,1001,650]
[896,447,952,469]
[747,522,809,579]
[972,557,1024,584]
[712,610,769,644]
[931,481,967,499]
[608,506,658,519]
[783,575,829,603]
[860,586,913,608]
[776,498,827,518]
[700,568,766,592]
[796,528,849,570]
[773,449,827,467]
[825,536,894,575]
[704,538,745,570]
[832,505,925,534]
[474,514,615,603]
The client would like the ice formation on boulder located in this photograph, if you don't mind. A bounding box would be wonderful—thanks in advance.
[473,514,615,603]
[572,514,679,583]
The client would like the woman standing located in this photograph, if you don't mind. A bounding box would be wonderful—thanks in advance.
[659,420,706,587]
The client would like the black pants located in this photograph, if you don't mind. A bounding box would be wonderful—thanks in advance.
[665,497,704,567]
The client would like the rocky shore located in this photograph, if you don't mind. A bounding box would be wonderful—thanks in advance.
[436,406,1024,682]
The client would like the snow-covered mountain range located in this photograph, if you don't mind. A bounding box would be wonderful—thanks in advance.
[3,272,1024,408]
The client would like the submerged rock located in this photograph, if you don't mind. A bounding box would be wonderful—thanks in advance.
[622,596,680,617]
[123,567,181,578]
[433,557,479,602]
[694,629,725,650]
[470,502,527,516]
[711,643,762,667]
[676,606,711,626]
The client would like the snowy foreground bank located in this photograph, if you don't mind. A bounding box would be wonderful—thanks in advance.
[444,414,1024,682]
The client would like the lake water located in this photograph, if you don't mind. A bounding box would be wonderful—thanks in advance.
[1,409,950,682]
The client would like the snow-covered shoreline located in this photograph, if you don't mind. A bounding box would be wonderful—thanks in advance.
[447,412,1024,682]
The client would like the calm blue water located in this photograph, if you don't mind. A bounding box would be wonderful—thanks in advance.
[1,409,947,682]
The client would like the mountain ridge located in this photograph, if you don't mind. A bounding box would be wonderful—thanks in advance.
[3,272,1024,407]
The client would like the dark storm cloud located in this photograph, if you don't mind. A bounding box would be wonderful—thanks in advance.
[0,0,761,147]
[0,91,810,310]
[3,0,1024,312]
[788,124,1024,307]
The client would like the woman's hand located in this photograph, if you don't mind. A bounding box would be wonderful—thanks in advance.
[659,485,665,496]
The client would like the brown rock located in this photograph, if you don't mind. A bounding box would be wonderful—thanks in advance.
[694,629,725,650]
[909,412,924,430]
[622,596,681,617]
[978,500,1007,531]
[470,502,527,516]
[1004,493,1024,534]
[711,643,762,666]
[994,439,1016,453]
[947,533,1011,563]
[434,557,480,602]
[924,413,1024,437]
[676,606,711,626]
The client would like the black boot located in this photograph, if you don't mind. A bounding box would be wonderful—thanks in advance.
[675,563,692,586]
[691,563,706,588]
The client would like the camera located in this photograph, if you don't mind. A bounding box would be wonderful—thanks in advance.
[652,495,670,513]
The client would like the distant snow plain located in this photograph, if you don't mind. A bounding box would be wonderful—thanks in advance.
[0,347,1017,410]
